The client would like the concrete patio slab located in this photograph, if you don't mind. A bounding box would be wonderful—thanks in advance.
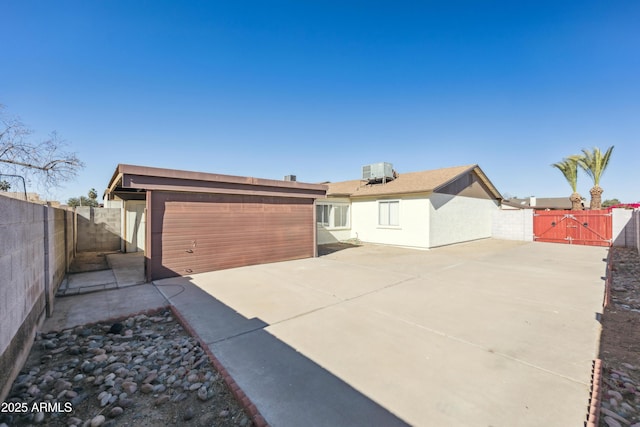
[211,327,410,427]
[57,252,146,296]
[106,252,146,287]
[165,257,413,324]
[157,239,607,427]
[63,269,118,294]
[154,279,268,344]
[43,285,168,333]
[267,302,590,427]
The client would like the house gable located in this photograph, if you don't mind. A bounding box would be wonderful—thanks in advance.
[321,164,502,250]
[435,169,499,201]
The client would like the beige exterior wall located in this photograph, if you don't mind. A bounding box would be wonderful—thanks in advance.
[318,227,352,245]
[429,193,499,247]
[349,196,430,249]
[124,200,146,252]
[319,192,499,249]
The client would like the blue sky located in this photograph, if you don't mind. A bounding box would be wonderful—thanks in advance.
[1,1,639,202]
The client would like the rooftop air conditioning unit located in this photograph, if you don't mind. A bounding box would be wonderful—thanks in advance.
[362,162,394,183]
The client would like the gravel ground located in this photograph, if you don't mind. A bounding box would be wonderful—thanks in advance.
[0,309,252,427]
[599,247,640,427]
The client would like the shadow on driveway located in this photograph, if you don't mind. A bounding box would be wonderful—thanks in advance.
[154,279,410,427]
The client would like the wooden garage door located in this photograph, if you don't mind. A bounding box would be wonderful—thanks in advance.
[149,191,314,279]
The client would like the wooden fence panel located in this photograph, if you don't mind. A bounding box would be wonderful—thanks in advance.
[533,210,612,247]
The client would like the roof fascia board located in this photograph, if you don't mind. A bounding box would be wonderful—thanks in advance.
[348,191,434,200]
[107,172,123,197]
[117,164,326,192]
[139,185,324,199]
[471,166,503,200]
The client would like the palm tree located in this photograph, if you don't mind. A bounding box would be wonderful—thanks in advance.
[576,146,614,210]
[552,157,583,210]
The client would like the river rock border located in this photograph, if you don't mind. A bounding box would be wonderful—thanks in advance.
[1,305,268,426]
[167,306,269,427]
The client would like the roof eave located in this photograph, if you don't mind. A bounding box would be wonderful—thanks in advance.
[108,164,327,193]
[347,190,434,199]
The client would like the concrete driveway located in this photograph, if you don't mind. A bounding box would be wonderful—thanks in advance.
[155,239,607,427]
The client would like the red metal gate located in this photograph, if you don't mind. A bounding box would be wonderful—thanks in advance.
[533,210,612,247]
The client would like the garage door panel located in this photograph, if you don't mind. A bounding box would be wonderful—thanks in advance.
[150,192,314,279]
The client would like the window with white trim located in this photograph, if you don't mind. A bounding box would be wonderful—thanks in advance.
[378,200,399,226]
[333,205,349,228]
[316,204,329,226]
[316,202,350,228]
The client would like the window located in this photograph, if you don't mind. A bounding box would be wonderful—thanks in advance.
[316,204,329,226]
[333,205,349,228]
[316,203,349,228]
[378,201,399,226]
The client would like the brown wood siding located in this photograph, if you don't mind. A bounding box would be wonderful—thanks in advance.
[149,191,314,279]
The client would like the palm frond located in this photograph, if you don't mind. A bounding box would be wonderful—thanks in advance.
[577,146,614,186]
[551,157,579,193]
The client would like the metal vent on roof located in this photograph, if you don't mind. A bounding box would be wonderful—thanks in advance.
[284,175,297,182]
[362,162,395,183]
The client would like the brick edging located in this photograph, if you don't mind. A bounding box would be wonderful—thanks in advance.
[586,358,603,427]
[168,305,269,427]
[587,248,612,425]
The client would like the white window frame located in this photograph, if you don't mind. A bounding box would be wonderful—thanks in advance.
[316,202,350,229]
[378,200,400,227]
[316,204,330,227]
[331,203,350,229]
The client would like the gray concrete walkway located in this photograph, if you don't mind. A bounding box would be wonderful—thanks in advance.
[155,239,607,427]
[46,250,163,331]
[44,284,167,332]
[57,252,145,296]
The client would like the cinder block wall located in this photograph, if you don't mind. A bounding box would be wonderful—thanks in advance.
[46,207,74,316]
[492,209,534,241]
[633,209,640,253]
[66,207,75,267]
[0,196,74,400]
[612,208,638,248]
[1,197,46,400]
[76,207,121,252]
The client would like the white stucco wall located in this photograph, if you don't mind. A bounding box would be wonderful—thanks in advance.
[317,227,352,245]
[124,200,146,252]
[429,193,499,247]
[349,196,430,249]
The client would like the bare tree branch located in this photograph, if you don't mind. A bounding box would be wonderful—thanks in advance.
[0,105,84,191]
